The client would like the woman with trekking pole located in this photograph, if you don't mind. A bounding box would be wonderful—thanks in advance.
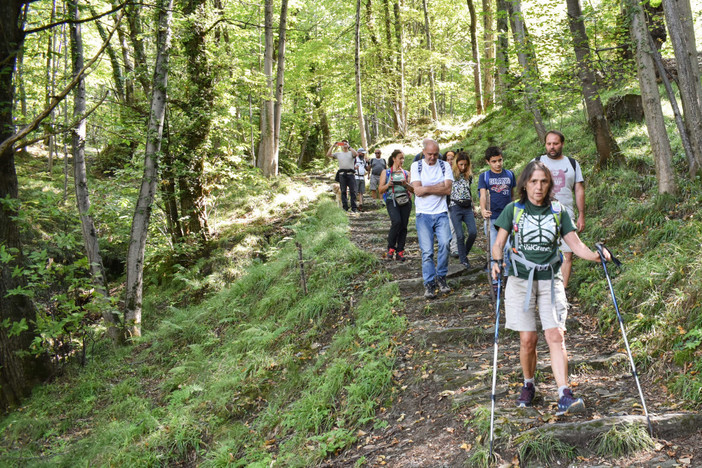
[489,160,610,416]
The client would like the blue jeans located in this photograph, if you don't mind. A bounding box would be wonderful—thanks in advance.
[449,205,477,264]
[416,212,451,285]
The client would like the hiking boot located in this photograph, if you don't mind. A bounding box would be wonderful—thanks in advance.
[461,260,471,269]
[424,282,437,299]
[386,248,395,261]
[396,250,405,262]
[556,388,585,415]
[436,276,450,293]
[517,382,535,407]
[451,251,459,258]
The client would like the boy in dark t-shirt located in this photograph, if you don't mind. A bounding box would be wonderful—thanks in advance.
[478,146,516,280]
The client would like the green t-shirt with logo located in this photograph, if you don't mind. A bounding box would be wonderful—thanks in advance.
[494,200,576,280]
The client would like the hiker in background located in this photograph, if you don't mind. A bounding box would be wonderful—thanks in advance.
[491,160,609,415]
[369,148,387,200]
[411,139,454,299]
[326,139,358,212]
[379,149,413,261]
[355,148,368,211]
[449,151,477,269]
[534,130,585,289]
[444,150,459,258]
[478,146,516,291]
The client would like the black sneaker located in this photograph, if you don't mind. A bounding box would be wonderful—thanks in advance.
[396,250,405,262]
[517,382,535,407]
[556,388,585,415]
[436,276,450,293]
[424,282,437,299]
[461,260,471,269]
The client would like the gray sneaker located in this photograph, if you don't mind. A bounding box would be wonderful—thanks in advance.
[424,282,437,299]
[556,388,585,415]
[436,276,450,293]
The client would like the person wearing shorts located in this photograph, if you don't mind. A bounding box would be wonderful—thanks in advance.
[369,149,387,199]
[490,160,608,415]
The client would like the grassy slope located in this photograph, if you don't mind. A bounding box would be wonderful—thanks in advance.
[2,97,702,466]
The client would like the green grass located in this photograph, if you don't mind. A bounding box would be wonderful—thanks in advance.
[592,423,654,458]
[515,430,578,466]
[0,199,406,467]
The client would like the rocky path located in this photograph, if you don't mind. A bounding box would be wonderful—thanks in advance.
[328,200,702,467]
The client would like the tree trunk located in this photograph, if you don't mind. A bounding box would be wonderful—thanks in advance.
[274,0,288,143]
[661,0,702,176]
[467,0,483,115]
[393,0,407,136]
[422,0,438,121]
[257,0,278,177]
[124,0,173,338]
[125,2,150,96]
[0,0,52,411]
[176,0,214,243]
[482,0,495,110]
[495,0,512,107]
[674,0,702,110]
[626,0,676,194]
[355,0,368,147]
[69,0,121,342]
[508,0,546,142]
[565,0,622,168]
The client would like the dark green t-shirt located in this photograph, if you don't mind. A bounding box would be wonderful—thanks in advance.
[494,200,576,280]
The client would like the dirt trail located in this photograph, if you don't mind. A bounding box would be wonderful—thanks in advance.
[327,199,702,467]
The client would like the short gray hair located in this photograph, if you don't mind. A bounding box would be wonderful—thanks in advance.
[423,138,439,150]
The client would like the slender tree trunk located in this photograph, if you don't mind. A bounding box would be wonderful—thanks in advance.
[566,0,622,167]
[45,0,57,171]
[160,117,182,244]
[467,0,483,115]
[356,0,368,147]
[68,0,121,341]
[124,0,173,338]
[661,0,702,176]
[90,5,125,102]
[422,0,438,121]
[393,0,407,136]
[626,0,676,194]
[508,0,546,142]
[482,0,495,110]
[674,0,702,110]
[495,0,512,107]
[274,0,288,143]
[125,3,150,96]
[257,0,277,177]
[0,0,52,411]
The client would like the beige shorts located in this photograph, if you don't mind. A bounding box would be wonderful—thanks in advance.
[504,276,568,331]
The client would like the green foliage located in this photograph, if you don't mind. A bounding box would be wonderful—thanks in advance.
[592,423,653,458]
[516,431,578,466]
[0,199,405,467]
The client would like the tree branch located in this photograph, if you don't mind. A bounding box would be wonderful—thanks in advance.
[25,2,128,35]
[0,13,124,160]
[14,92,109,151]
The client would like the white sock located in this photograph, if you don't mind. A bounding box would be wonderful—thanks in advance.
[558,385,569,398]
[524,378,535,386]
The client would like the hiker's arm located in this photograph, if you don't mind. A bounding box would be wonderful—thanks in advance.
[575,182,585,232]
[349,148,358,157]
[479,188,491,218]
[562,231,609,262]
[414,179,452,197]
[326,144,336,158]
[490,228,509,280]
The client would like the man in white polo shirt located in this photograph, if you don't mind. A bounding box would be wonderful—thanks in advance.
[411,139,454,299]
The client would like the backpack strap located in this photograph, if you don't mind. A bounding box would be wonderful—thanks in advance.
[536,154,577,172]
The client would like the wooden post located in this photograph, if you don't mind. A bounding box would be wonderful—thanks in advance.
[296,242,308,295]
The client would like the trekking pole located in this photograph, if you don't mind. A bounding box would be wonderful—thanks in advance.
[488,269,502,459]
[486,219,495,303]
[595,243,654,437]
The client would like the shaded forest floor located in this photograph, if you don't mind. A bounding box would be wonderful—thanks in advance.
[326,198,702,467]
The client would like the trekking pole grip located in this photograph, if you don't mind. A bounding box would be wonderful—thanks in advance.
[595,243,622,267]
